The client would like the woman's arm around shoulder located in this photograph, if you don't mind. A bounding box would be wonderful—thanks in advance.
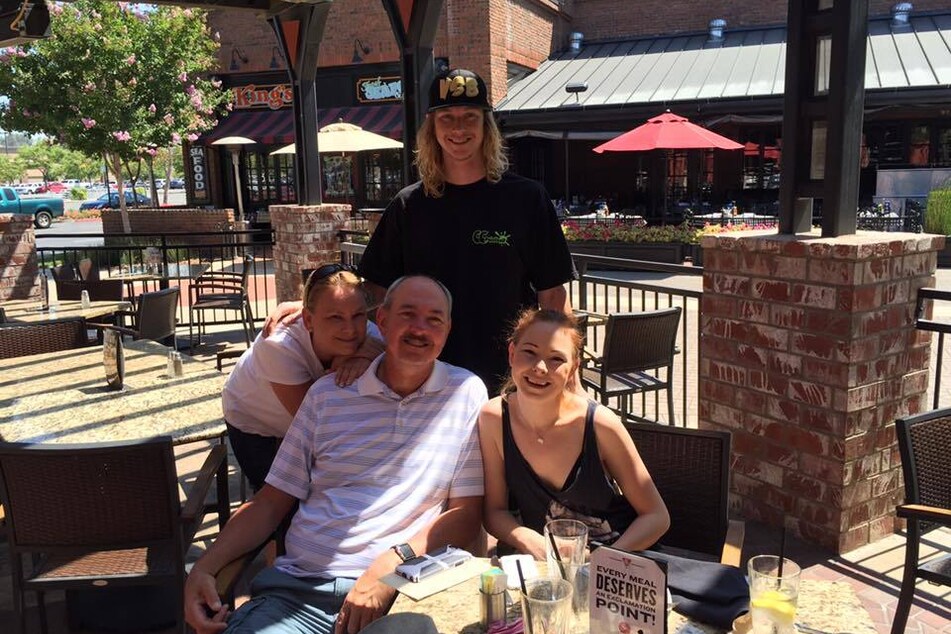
[477,398,548,560]
[592,404,670,552]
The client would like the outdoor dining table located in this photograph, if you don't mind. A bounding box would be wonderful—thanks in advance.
[0,338,229,520]
[1,298,132,324]
[389,559,877,634]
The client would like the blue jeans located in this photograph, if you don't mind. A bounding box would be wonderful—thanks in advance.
[224,568,355,634]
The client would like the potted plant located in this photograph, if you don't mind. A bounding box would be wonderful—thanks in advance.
[925,187,951,267]
[562,220,701,264]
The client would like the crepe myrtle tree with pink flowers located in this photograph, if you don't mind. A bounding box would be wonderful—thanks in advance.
[0,1,230,229]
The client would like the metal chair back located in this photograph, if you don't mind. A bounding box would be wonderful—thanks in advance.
[624,421,731,560]
[135,287,180,344]
[601,307,682,375]
[0,318,93,359]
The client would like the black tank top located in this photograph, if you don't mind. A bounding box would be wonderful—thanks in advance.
[502,399,637,546]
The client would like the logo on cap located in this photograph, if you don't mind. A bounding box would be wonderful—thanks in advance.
[439,75,481,101]
[428,69,491,111]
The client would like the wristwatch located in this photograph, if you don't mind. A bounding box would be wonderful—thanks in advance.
[392,543,416,562]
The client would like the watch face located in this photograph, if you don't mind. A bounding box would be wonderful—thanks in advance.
[394,543,415,561]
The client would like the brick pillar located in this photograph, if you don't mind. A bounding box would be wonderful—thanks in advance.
[270,204,351,303]
[699,230,943,554]
[0,214,40,301]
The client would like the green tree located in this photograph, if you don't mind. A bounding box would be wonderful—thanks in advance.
[0,153,21,183]
[0,1,230,228]
[16,140,70,183]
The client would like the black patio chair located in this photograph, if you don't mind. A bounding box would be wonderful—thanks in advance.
[76,257,100,282]
[0,436,227,634]
[92,287,180,348]
[188,254,256,348]
[580,307,682,425]
[625,420,744,566]
[890,408,951,634]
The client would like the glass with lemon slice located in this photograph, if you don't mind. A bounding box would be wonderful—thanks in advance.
[747,555,801,634]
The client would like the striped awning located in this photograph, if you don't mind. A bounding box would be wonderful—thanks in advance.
[200,104,403,145]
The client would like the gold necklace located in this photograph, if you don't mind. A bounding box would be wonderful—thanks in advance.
[512,398,558,444]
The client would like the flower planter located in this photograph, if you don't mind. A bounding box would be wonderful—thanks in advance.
[568,241,687,265]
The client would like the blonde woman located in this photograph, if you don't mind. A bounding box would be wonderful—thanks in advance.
[223,264,383,490]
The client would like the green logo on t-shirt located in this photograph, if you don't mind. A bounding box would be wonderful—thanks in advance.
[472,230,511,247]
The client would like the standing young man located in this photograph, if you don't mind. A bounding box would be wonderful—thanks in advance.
[358,69,577,395]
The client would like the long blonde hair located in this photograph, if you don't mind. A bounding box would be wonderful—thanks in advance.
[414,112,509,198]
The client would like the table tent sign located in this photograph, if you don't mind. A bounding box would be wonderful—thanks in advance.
[590,546,668,634]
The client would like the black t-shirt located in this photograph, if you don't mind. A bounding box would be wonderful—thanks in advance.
[358,172,577,394]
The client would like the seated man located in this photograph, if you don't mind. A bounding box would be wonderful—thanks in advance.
[185,275,488,634]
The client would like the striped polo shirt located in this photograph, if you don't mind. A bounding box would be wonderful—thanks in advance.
[267,354,487,580]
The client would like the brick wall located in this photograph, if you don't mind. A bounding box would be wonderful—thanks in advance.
[101,208,235,245]
[270,203,351,303]
[699,230,942,553]
[210,0,568,106]
[0,214,40,302]
[571,0,951,41]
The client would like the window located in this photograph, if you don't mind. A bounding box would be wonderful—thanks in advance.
[741,128,782,190]
[667,151,688,205]
[863,124,905,167]
[937,128,951,167]
[323,156,354,198]
[909,125,930,166]
[363,150,403,204]
[246,152,296,205]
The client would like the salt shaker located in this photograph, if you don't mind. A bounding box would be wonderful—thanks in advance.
[173,351,184,377]
[167,349,176,377]
[80,289,91,309]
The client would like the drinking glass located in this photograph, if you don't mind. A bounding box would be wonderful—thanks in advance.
[521,578,573,634]
[544,520,588,634]
[747,555,801,634]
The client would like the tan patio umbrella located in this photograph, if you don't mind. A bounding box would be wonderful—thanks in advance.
[270,121,403,155]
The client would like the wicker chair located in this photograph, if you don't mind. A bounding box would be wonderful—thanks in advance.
[188,254,256,348]
[891,408,951,634]
[49,263,77,283]
[625,421,744,566]
[76,257,100,282]
[56,279,125,302]
[0,436,227,634]
[581,307,682,424]
[93,287,180,348]
[0,318,94,360]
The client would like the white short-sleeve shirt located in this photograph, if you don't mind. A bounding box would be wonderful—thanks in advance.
[267,355,487,580]
[222,319,381,437]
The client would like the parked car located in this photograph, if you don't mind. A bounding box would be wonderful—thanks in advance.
[168,178,185,189]
[0,186,65,228]
[34,182,67,195]
[79,191,153,210]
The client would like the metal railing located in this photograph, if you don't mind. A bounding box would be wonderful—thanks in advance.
[339,240,703,426]
[916,287,951,409]
[36,229,276,329]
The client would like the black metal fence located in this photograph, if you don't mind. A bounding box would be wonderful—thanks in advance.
[36,229,276,329]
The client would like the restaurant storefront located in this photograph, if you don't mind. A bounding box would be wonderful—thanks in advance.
[188,65,405,218]
[497,9,951,222]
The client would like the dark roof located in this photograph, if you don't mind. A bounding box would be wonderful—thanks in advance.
[497,13,951,115]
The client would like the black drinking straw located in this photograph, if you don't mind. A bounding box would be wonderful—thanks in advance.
[517,559,535,634]
[547,530,569,581]
[778,525,787,577]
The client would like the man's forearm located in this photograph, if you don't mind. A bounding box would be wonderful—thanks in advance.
[405,496,482,557]
[191,485,296,576]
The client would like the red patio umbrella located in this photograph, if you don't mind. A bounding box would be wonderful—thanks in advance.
[592,111,744,153]
[592,111,743,219]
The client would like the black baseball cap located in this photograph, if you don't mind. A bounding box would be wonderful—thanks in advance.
[428,69,491,112]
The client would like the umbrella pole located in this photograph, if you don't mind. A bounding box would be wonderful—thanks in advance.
[231,149,245,223]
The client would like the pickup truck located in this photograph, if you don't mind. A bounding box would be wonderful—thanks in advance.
[0,186,65,229]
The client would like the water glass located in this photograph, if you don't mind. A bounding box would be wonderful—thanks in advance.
[521,578,573,634]
[545,520,588,634]
[747,555,801,634]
